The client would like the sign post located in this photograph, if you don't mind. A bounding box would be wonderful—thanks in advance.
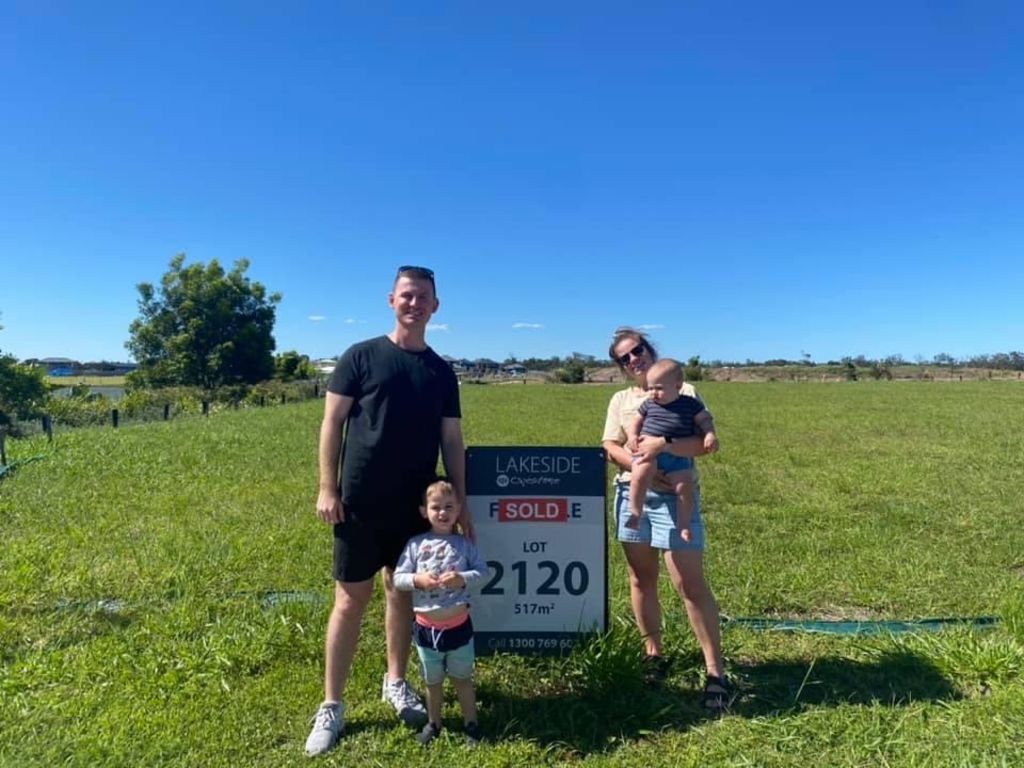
[467,446,607,655]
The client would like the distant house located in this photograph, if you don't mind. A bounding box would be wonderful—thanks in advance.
[442,356,472,373]
[472,358,501,374]
[38,357,80,376]
[314,358,338,376]
[503,363,527,377]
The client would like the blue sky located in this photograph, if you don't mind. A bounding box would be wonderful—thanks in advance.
[2,1,1022,365]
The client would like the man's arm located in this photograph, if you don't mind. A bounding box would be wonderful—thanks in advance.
[316,392,354,524]
[440,416,471,539]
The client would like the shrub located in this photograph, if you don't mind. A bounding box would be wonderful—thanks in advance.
[553,359,586,384]
[684,356,703,382]
[0,354,48,435]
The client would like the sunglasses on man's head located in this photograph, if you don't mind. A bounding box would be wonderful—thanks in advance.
[616,343,647,366]
[396,265,434,280]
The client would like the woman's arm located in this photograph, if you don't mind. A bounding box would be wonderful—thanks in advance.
[625,412,644,452]
[601,391,634,472]
[634,434,706,463]
[602,440,634,472]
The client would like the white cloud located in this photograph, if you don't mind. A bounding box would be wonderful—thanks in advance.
[512,322,544,329]
[638,324,664,330]
[343,318,357,324]
[428,323,449,332]
[308,315,326,322]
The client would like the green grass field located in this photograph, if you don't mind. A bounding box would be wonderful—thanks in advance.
[2,382,1023,767]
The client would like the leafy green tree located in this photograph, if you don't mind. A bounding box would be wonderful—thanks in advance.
[553,357,586,383]
[869,362,892,380]
[684,355,703,382]
[0,354,49,434]
[274,350,317,381]
[126,255,281,389]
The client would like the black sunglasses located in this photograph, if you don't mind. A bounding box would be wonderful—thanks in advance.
[616,343,647,366]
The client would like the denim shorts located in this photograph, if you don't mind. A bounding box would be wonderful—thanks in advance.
[613,482,704,551]
[414,616,475,685]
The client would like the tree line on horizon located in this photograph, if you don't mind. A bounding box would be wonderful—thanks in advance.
[3,255,1023,437]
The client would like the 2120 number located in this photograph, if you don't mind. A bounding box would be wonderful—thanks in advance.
[480,560,589,596]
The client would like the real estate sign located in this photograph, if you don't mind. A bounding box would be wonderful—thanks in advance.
[467,446,607,655]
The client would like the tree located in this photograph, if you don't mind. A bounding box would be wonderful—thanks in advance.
[553,358,586,383]
[0,354,48,435]
[126,255,281,389]
[274,350,317,381]
[684,355,703,382]
[841,358,858,381]
[1,313,48,435]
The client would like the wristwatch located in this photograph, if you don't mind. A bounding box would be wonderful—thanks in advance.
[664,436,674,444]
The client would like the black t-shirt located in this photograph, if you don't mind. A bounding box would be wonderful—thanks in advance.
[328,336,461,517]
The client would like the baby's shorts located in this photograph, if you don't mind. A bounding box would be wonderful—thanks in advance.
[631,452,693,474]
[654,453,693,474]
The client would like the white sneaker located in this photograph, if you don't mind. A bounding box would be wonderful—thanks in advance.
[305,701,344,756]
[381,675,428,726]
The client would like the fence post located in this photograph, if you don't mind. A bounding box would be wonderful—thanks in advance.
[0,430,6,466]
[314,382,319,398]
[163,404,170,420]
[112,409,119,428]
[260,395,266,407]
[202,401,209,416]
[42,415,53,441]
[280,394,286,405]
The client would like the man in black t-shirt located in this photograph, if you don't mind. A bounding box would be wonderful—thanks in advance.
[305,266,468,757]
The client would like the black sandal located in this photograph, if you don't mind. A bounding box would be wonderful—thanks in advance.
[641,654,671,685]
[702,674,732,712]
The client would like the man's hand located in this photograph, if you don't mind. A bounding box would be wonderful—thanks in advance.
[457,496,476,542]
[316,488,345,524]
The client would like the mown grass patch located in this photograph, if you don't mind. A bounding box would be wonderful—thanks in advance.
[1,382,1023,766]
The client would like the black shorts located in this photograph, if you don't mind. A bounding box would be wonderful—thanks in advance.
[332,504,430,583]
[414,615,474,652]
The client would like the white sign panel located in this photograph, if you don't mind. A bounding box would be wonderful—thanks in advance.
[467,447,607,655]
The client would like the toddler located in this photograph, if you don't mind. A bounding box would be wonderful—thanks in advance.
[393,479,488,746]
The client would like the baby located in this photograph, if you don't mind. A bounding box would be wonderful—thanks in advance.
[625,358,718,540]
